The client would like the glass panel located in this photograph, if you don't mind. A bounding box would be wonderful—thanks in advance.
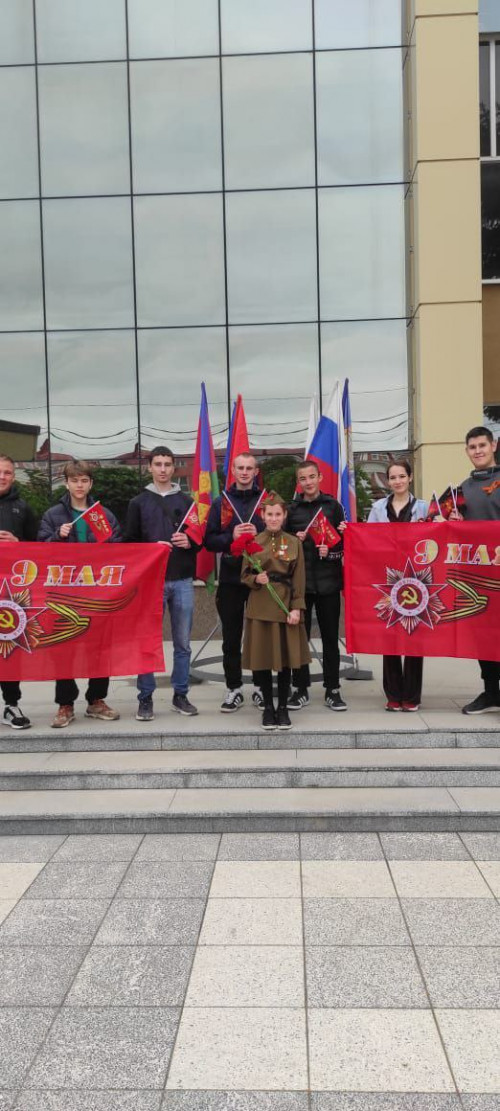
[128,0,219,59]
[223,54,315,190]
[228,324,319,453]
[47,331,137,461]
[317,49,404,186]
[35,0,126,63]
[0,68,38,199]
[38,64,129,196]
[0,202,43,329]
[131,59,222,193]
[138,328,227,457]
[226,190,317,323]
[321,320,408,450]
[480,1,500,34]
[43,198,134,328]
[0,0,34,65]
[221,0,312,54]
[315,0,402,49]
[482,161,500,279]
[480,42,491,157]
[0,333,47,461]
[134,194,225,326]
[496,42,500,151]
[318,185,406,320]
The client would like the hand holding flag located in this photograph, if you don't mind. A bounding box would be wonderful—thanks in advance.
[73,502,113,543]
[175,503,204,546]
[307,510,341,551]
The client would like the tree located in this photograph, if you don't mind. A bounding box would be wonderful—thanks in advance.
[91,466,145,528]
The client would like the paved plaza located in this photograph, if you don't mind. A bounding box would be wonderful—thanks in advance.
[0,830,499,1108]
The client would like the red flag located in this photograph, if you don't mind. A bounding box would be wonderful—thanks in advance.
[0,542,168,680]
[178,503,204,546]
[79,501,113,543]
[224,394,250,489]
[344,521,500,661]
[307,510,341,549]
[192,382,219,588]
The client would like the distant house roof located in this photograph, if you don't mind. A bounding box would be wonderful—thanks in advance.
[0,418,40,436]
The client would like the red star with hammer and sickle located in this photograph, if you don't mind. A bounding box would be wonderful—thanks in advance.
[0,579,46,654]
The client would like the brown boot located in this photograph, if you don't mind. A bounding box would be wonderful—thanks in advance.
[52,705,75,729]
[85,699,120,721]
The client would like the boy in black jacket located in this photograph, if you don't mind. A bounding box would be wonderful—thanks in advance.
[0,455,38,729]
[125,446,200,720]
[287,460,347,712]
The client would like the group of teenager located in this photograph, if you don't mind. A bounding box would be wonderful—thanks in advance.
[0,422,498,732]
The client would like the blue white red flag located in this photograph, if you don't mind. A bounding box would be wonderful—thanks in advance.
[306,383,341,498]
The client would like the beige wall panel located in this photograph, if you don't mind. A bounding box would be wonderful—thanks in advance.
[414,159,482,305]
[482,284,500,402]
[413,16,479,162]
[407,0,478,37]
[413,302,483,442]
[413,441,472,499]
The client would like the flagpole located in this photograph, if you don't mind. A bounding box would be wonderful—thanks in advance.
[222,489,244,524]
[432,491,442,517]
[302,506,322,536]
[70,500,102,526]
[449,484,458,514]
[248,488,266,523]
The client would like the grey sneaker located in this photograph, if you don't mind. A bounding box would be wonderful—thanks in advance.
[136,697,154,722]
[172,693,198,716]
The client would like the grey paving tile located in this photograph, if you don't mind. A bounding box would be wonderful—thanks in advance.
[53,835,143,861]
[436,1009,500,1092]
[94,899,206,946]
[402,899,500,946]
[0,863,45,900]
[461,1099,500,1110]
[185,945,304,1007]
[0,946,85,1004]
[210,861,300,899]
[16,1095,161,1111]
[25,1007,180,1090]
[476,860,500,897]
[0,836,64,862]
[218,834,300,860]
[302,860,395,898]
[418,946,500,1007]
[162,1095,309,1110]
[461,832,500,859]
[306,946,427,1007]
[0,1007,55,1087]
[0,899,109,946]
[301,833,383,860]
[390,861,492,899]
[199,898,303,946]
[136,834,220,861]
[0,1096,16,1111]
[304,898,410,946]
[24,861,129,900]
[311,1097,461,1110]
[380,834,468,860]
[67,945,194,1006]
[119,862,213,900]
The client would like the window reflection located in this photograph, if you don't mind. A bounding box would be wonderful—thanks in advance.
[139,327,227,456]
[221,0,312,54]
[43,198,134,329]
[479,42,491,157]
[226,190,317,323]
[314,0,402,49]
[0,202,43,330]
[128,0,219,59]
[223,54,315,190]
[316,50,404,186]
[0,68,38,199]
[35,0,126,63]
[321,320,408,450]
[0,333,47,460]
[0,0,34,65]
[134,194,225,327]
[319,186,406,320]
[482,162,500,279]
[38,64,130,196]
[131,59,221,193]
[228,324,318,448]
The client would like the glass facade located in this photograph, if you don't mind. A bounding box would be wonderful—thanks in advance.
[0,0,408,480]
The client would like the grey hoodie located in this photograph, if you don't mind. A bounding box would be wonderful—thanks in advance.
[462,465,500,521]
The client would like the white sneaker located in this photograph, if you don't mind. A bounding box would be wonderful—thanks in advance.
[2,704,31,729]
[220,688,244,713]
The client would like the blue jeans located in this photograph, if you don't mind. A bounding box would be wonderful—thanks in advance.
[137,578,194,701]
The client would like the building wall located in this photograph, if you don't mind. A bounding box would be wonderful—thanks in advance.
[483,284,500,404]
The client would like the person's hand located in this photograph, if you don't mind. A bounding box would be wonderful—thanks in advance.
[338,520,347,533]
[448,509,464,521]
[233,522,256,538]
[255,571,269,585]
[296,530,307,542]
[171,530,190,548]
[287,609,300,625]
[59,522,73,539]
[0,530,19,542]
[318,543,328,559]
[157,540,172,546]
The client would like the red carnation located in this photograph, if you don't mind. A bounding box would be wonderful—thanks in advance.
[230,535,263,558]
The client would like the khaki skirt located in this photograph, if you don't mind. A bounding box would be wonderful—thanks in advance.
[242,618,311,672]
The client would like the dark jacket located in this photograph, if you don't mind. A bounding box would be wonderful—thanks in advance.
[205,482,266,586]
[462,465,500,521]
[124,485,200,581]
[0,485,38,541]
[286,492,344,595]
[38,493,121,543]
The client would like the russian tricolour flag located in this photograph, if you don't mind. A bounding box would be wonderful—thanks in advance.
[306,379,357,521]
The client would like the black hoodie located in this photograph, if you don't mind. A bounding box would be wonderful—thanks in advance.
[0,484,38,541]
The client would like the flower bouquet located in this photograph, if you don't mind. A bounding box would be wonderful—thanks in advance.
[231,534,290,616]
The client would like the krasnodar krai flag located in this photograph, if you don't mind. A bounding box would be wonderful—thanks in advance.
[224,394,250,489]
[306,382,341,498]
[192,382,219,588]
[342,379,357,522]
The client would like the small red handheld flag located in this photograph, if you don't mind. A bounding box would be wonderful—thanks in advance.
[79,502,113,544]
[178,503,204,546]
[308,510,341,549]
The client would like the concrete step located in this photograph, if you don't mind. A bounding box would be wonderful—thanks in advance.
[1,748,500,791]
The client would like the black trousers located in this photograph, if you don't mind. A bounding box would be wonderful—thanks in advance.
[216,583,258,690]
[254,668,291,708]
[55,677,109,706]
[292,591,341,692]
[383,656,423,703]
[1,681,21,706]
[479,660,500,694]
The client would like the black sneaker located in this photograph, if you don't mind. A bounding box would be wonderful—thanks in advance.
[2,705,31,730]
[220,689,244,713]
[172,693,198,717]
[251,689,264,709]
[325,689,347,712]
[287,689,309,711]
[136,697,154,722]
[277,706,292,730]
[462,692,500,715]
[261,706,276,730]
